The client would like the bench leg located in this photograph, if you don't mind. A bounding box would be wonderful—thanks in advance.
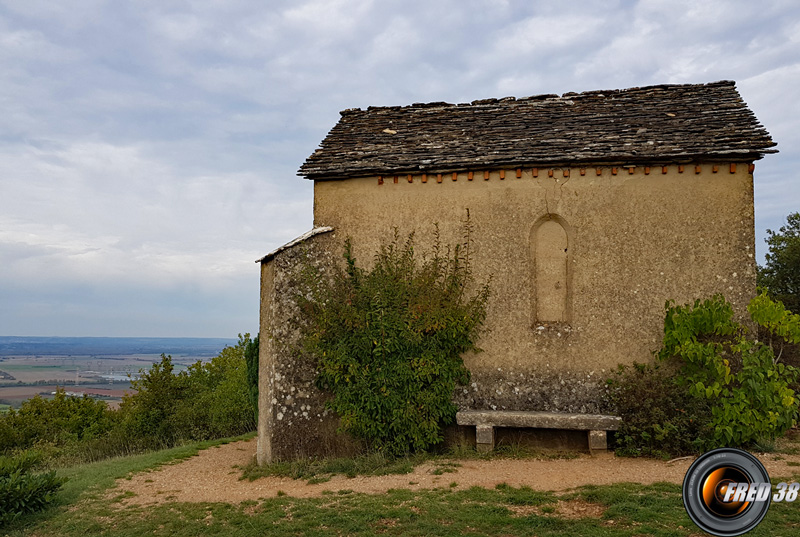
[476,425,494,453]
[588,430,607,451]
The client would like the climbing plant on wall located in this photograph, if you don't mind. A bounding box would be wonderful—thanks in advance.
[298,222,490,456]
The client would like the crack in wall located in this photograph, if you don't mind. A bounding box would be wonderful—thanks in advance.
[544,174,571,216]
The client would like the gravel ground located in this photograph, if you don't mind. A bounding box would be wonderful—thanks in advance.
[111,438,800,506]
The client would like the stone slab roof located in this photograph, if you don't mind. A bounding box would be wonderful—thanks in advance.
[256,227,333,264]
[299,81,776,180]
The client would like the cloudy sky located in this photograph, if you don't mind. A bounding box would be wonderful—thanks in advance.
[1,0,799,337]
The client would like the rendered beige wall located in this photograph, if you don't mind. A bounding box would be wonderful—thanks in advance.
[312,165,757,413]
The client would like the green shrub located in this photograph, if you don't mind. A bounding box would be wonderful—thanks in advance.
[174,336,257,439]
[299,226,489,456]
[117,354,188,448]
[0,415,20,454]
[117,335,257,449]
[0,334,258,465]
[0,451,64,527]
[608,292,800,456]
[659,293,798,447]
[0,390,116,453]
[751,291,800,383]
[0,450,43,476]
[606,362,712,457]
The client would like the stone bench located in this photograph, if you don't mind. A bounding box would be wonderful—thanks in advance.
[455,410,622,452]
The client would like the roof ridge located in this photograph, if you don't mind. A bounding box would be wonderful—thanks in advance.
[338,80,738,116]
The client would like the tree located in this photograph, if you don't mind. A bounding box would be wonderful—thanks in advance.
[177,333,257,439]
[118,335,257,447]
[759,211,800,314]
[244,334,259,416]
[118,354,188,444]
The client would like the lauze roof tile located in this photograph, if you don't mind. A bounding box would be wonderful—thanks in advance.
[299,81,776,180]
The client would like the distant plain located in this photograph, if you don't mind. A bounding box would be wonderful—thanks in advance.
[0,337,237,408]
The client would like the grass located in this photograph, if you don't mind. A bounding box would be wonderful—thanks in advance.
[1,432,255,535]
[15,475,800,537]
[240,442,580,484]
[446,441,581,461]
[431,461,461,475]
[239,450,427,483]
[6,432,800,536]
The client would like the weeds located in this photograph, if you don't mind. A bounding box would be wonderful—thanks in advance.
[240,451,425,484]
[240,442,584,485]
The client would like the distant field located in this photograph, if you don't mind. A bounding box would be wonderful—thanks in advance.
[0,337,235,408]
[0,384,135,409]
[0,353,205,383]
[0,353,206,408]
[0,358,89,383]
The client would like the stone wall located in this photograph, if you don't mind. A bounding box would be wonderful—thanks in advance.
[258,162,758,462]
[256,230,362,463]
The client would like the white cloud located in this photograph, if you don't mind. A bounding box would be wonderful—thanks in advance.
[151,12,208,43]
[283,0,374,35]
[0,139,310,287]
[491,14,607,59]
[0,0,798,335]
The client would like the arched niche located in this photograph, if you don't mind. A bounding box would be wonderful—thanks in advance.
[530,215,572,323]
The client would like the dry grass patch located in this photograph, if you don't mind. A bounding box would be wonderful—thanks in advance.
[506,498,605,519]
[553,498,606,519]
[373,517,399,532]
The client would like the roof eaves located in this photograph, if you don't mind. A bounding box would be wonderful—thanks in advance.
[301,150,777,181]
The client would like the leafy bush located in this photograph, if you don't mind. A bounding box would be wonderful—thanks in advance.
[608,292,800,456]
[118,334,257,449]
[116,354,188,448]
[0,450,43,476]
[660,293,798,447]
[174,338,258,439]
[299,227,489,456]
[0,450,64,527]
[751,289,800,381]
[606,362,712,458]
[0,390,116,453]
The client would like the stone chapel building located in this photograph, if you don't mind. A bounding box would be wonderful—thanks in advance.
[256,80,776,463]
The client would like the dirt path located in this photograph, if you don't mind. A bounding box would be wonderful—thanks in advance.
[112,438,800,506]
